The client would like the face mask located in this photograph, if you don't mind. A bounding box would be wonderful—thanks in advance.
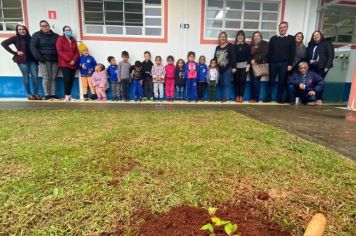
[64,31,73,37]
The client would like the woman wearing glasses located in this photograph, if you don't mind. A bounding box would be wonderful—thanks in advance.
[30,20,59,100]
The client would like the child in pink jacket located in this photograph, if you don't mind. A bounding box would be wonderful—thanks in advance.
[92,63,108,101]
[165,55,175,101]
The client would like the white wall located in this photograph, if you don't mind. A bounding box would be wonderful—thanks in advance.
[0,0,354,82]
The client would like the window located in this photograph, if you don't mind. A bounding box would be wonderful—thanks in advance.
[204,0,280,40]
[82,0,163,37]
[321,6,356,44]
[0,0,24,32]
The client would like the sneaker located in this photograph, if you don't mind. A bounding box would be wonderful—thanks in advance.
[27,95,36,100]
[316,100,323,105]
[306,102,316,106]
[64,95,70,102]
[44,95,52,100]
[52,95,61,100]
[34,94,42,100]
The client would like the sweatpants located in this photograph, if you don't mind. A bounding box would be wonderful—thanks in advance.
[208,81,217,101]
[39,61,58,96]
[95,87,107,100]
[81,76,95,97]
[186,79,197,101]
[143,78,153,99]
[121,78,130,100]
[165,77,175,99]
[197,82,207,100]
[134,80,143,100]
[111,81,122,100]
[153,82,164,99]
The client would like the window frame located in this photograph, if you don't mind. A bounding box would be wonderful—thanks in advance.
[200,0,286,44]
[0,0,29,37]
[78,0,168,43]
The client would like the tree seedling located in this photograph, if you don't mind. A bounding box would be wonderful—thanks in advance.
[200,207,239,236]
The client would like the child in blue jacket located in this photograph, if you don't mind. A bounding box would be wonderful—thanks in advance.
[184,51,199,101]
[78,43,97,100]
[107,56,121,101]
[197,55,208,101]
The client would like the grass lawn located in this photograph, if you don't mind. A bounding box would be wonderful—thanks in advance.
[0,109,355,235]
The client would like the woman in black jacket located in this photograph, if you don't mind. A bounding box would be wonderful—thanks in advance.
[1,24,40,100]
[306,31,334,103]
[233,30,251,103]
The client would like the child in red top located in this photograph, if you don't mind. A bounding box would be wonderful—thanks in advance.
[92,63,108,101]
[165,55,175,101]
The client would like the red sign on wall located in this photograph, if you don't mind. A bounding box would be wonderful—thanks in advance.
[48,11,57,19]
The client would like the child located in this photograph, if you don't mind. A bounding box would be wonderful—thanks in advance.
[142,51,154,101]
[165,55,175,101]
[151,56,165,101]
[207,58,219,102]
[78,43,97,100]
[92,63,109,101]
[132,61,144,101]
[197,55,208,101]
[184,51,199,101]
[118,51,131,101]
[174,59,185,100]
[107,56,121,101]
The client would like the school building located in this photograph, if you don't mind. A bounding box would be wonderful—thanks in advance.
[0,0,355,102]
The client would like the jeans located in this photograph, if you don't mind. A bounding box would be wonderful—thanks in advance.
[267,62,288,102]
[61,67,76,96]
[121,79,130,100]
[39,61,58,96]
[219,69,233,101]
[175,86,185,99]
[111,81,122,100]
[233,68,247,98]
[186,79,197,101]
[309,64,328,100]
[288,83,317,104]
[17,61,39,96]
[249,69,261,102]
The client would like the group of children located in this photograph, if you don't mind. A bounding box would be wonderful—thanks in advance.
[77,43,220,102]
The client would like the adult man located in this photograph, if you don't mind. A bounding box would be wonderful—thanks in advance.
[288,62,324,105]
[30,20,59,100]
[266,21,296,103]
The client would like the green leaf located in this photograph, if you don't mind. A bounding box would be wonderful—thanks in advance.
[208,207,218,216]
[216,219,230,226]
[224,223,233,235]
[209,234,216,236]
[211,216,221,224]
[231,224,238,233]
[53,187,59,197]
[201,223,214,233]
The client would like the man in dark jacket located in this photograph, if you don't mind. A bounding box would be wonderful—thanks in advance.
[30,20,59,100]
[288,62,324,105]
[266,21,296,103]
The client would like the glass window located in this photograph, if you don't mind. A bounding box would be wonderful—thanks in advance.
[321,6,356,43]
[82,0,164,37]
[0,0,23,32]
[205,0,280,40]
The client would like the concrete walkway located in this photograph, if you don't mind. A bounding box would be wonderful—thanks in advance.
[0,101,355,160]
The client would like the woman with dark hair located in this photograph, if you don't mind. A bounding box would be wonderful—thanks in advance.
[233,30,251,103]
[1,24,40,100]
[56,25,80,102]
[30,20,59,100]
[306,30,334,104]
[214,31,236,102]
[293,32,306,71]
[249,31,269,103]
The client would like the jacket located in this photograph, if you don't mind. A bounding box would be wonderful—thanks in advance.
[214,43,236,72]
[92,70,108,88]
[251,40,269,64]
[30,30,59,62]
[174,67,185,87]
[56,35,80,69]
[207,68,219,85]
[1,35,35,64]
[142,60,153,80]
[306,40,334,70]
[151,64,165,83]
[107,65,119,82]
[165,64,175,79]
[78,55,97,76]
[234,43,251,64]
[288,71,324,93]
[184,61,199,79]
[197,64,208,82]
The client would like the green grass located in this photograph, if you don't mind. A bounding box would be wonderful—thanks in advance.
[0,110,355,235]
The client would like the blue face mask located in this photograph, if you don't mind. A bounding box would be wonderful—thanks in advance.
[64,31,73,37]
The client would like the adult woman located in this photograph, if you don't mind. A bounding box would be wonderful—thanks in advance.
[214,31,236,102]
[249,31,269,103]
[233,30,251,103]
[292,32,306,71]
[306,31,334,103]
[30,20,59,100]
[56,25,79,102]
[1,24,40,100]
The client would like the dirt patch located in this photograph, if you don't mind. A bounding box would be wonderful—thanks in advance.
[137,201,292,236]
[257,192,270,201]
